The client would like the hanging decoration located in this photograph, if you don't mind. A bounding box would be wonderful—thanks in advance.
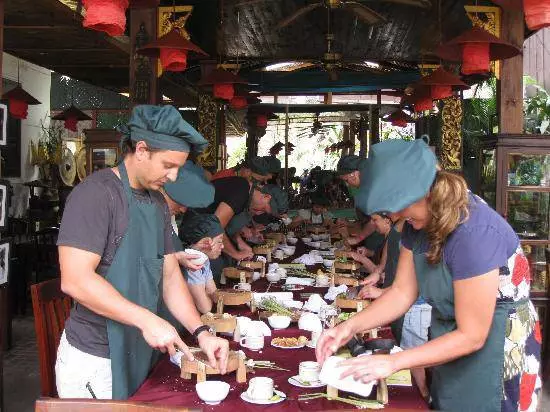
[383,110,415,128]
[416,67,470,100]
[256,114,268,128]
[524,0,550,30]
[437,26,520,75]
[82,0,129,36]
[137,29,208,72]
[2,85,41,120]
[230,96,248,110]
[51,105,92,132]
[404,87,433,113]
[198,69,248,101]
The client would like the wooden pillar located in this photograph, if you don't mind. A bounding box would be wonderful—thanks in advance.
[342,124,350,156]
[358,113,368,157]
[349,119,358,155]
[129,7,160,106]
[498,7,524,134]
[369,105,380,145]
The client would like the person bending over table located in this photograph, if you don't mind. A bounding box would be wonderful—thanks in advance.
[192,177,288,284]
[210,156,271,183]
[56,105,229,400]
[350,214,431,399]
[317,139,541,412]
[178,213,224,314]
[289,192,334,229]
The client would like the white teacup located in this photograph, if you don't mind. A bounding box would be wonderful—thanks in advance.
[240,335,264,351]
[252,271,261,281]
[233,282,252,291]
[316,274,329,287]
[299,361,320,382]
[309,330,322,347]
[268,263,279,272]
[309,249,320,256]
[246,377,274,400]
[274,250,284,259]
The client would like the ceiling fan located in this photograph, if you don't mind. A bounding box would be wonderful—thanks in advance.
[296,113,333,138]
[234,0,432,29]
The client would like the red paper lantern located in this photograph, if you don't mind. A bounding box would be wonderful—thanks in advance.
[462,43,491,75]
[82,0,129,37]
[9,99,28,120]
[524,0,550,30]
[256,115,268,127]
[213,84,234,100]
[64,117,79,132]
[230,96,248,110]
[159,49,188,72]
[414,96,433,112]
[431,85,453,100]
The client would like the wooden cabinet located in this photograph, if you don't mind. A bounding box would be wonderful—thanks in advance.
[83,129,122,176]
[479,134,550,376]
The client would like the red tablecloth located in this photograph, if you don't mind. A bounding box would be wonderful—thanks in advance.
[130,241,429,411]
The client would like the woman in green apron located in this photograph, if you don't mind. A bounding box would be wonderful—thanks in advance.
[317,139,541,412]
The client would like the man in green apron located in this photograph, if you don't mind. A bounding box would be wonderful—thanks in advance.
[317,139,541,412]
[56,105,229,400]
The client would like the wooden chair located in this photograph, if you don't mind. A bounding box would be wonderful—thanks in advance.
[32,227,60,283]
[35,398,199,411]
[31,279,72,397]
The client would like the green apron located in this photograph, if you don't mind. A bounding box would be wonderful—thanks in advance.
[362,231,385,261]
[105,161,165,399]
[382,226,404,345]
[412,233,519,412]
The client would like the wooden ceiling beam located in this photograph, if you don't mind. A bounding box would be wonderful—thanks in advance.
[3,25,78,29]
[4,48,117,52]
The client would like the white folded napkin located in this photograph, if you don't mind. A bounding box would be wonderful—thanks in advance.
[319,356,375,397]
[285,276,315,286]
[292,253,319,265]
[282,300,304,309]
[324,285,348,301]
[303,293,328,312]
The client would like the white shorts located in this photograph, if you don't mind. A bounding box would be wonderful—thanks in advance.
[400,303,432,350]
[55,331,113,399]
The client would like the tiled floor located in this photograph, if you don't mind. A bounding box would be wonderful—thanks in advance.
[1,315,550,412]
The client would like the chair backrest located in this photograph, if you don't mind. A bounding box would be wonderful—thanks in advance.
[31,279,72,397]
[35,398,199,412]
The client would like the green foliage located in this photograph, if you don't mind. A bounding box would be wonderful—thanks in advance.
[515,158,543,186]
[524,78,550,134]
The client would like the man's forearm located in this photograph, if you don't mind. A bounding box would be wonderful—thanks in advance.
[223,233,241,259]
[162,255,203,333]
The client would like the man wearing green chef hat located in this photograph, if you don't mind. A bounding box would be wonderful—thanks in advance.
[56,105,229,400]
[210,155,272,183]
[317,139,542,412]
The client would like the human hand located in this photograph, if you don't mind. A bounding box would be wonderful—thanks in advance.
[338,354,397,383]
[358,285,383,299]
[346,236,363,246]
[315,321,355,365]
[356,247,368,256]
[175,251,205,271]
[346,251,364,263]
[236,250,254,261]
[360,271,381,287]
[140,313,193,359]
[240,226,253,239]
[197,332,230,374]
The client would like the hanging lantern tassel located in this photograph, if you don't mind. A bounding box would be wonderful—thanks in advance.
[256,115,268,128]
[213,83,234,100]
[159,49,188,72]
[230,96,248,110]
[82,0,129,37]
[524,0,550,31]
[462,43,491,75]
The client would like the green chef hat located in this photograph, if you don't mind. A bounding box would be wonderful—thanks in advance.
[262,156,281,174]
[122,105,208,153]
[249,156,271,176]
[178,212,223,248]
[260,184,288,217]
[336,155,367,176]
[225,211,252,236]
[355,139,436,215]
[164,161,214,208]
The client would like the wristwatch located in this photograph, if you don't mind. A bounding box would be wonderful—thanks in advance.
[192,324,214,341]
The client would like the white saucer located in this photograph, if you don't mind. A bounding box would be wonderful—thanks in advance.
[288,375,326,388]
[240,389,286,405]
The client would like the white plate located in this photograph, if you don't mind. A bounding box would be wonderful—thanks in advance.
[288,375,326,388]
[271,341,306,349]
[306,340,317,349]
[240,389,286,405]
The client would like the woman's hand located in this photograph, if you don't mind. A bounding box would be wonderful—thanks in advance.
[315,321,355,365]
[361,271,381,286]
[358,285,383,299]
[338,354,397,383]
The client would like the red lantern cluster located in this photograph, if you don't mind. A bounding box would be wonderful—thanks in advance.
[524,0,550,30]
[82,0,129,37]
[2,85,41,120]
[416,67,470,101]
[51,105,92,132]
[230,96,248,110]
[461,43,491,75]
[138,29,208,73]
[198,69,248,101]
[214,84,235,100]
[384,110,415,128]
[256,115,268,128]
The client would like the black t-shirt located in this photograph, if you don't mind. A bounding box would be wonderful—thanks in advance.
[57,168,174,358]
[194,176,251,216]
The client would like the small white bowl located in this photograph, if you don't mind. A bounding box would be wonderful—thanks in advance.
[287,237,298,245]
[268,314,291,329]
[266,271,281,282]
[184,248,208,265]
[323,259,334,268]
[195,380,230,405]
[302,237,312,243]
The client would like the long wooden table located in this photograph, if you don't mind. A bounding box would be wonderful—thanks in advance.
[130,240,429,411]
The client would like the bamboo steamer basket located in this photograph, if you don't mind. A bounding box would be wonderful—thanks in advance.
[335,297,370,311]
[200,313,237,334]
[239,260,265,277]
[181,350,247,383]
[222,267,253,282]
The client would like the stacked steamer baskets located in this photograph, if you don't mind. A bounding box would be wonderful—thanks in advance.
[252,238,278,262]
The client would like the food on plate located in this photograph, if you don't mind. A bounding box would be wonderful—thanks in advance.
[271,336,308,347]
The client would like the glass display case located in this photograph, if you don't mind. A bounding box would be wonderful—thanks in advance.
[478,135,550,371]
[83,129,122,176]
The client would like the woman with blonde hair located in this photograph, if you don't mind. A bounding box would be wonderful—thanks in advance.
[316,139,541,412]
